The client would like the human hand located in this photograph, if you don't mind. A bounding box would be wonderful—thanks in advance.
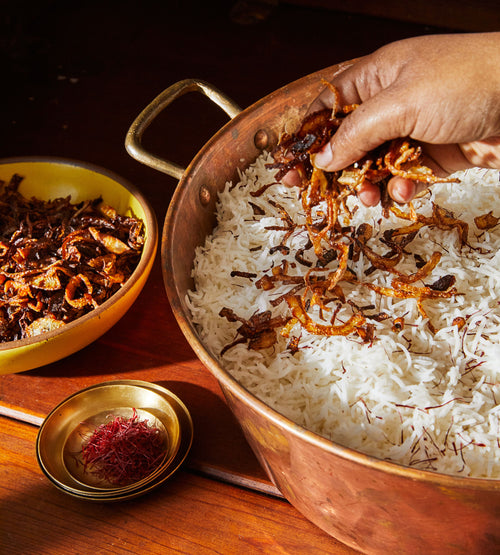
[308,32,500,206]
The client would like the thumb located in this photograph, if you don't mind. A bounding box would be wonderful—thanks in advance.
[315,92,411,171]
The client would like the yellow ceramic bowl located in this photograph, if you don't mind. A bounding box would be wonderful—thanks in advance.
[0,157,158,374]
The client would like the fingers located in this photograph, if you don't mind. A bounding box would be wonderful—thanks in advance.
[308,61,366,114]
[387,177,417,203]
[357,181,381,206]
[316,93,412,173]
[385,146,462,204]
[310,52,406,171]
[281,169,302,188]
[460,137,500,169]
[360,178,421,206]
[281,165,438,208]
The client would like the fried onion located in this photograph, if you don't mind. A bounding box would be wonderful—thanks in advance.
[219,83,468,355]
[0,174,145,342]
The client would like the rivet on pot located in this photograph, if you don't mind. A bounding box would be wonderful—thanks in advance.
[199,185,211,206]
[254,129,270,150]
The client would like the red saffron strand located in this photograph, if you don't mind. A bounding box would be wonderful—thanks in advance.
[80,409,166,486]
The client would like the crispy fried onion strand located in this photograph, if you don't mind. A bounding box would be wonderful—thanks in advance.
[0,174,145,342]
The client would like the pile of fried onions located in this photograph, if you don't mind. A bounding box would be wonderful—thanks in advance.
[219,83,483,355]
[0,174,144,342]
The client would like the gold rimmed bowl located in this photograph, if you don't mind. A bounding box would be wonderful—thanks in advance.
[0,157,158,375]
[36,380,193,501]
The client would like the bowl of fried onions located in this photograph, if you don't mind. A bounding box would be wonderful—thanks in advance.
[0,157,157,374]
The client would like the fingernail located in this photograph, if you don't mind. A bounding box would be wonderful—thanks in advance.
[313,144,334,169]
[390,180,416,203]
[390,189,406,203]
[358,188,380,207]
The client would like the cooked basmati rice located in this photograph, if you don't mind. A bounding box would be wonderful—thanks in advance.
[187,152,500,478]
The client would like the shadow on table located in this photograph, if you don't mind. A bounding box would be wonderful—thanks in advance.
[154,380,270,487]
[0,470,190,555]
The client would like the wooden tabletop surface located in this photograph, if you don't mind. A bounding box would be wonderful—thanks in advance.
[0,2,490,553]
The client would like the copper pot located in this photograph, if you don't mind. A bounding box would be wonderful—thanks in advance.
[126,67,500,554]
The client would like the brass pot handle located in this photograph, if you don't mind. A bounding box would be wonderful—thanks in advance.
[125,79,242,180]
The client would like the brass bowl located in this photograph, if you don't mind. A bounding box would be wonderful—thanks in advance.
[36,380,193,501]
[0,157,158,374]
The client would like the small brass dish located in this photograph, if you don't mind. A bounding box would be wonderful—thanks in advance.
[36,380,193,501]
[0,157,158,375]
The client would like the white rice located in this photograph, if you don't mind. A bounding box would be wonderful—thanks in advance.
[187,152,500,478]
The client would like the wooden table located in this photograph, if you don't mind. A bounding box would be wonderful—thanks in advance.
[1,3,488,553]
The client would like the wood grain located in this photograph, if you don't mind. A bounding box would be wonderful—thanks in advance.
[0,417,355,555]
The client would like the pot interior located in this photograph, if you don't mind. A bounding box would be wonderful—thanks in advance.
[162,67,336,330]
